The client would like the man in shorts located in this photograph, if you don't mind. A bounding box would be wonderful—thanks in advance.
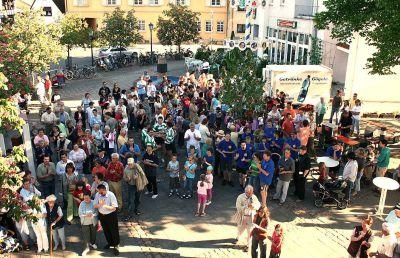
[258,151,275,207]
[235,141,253,190]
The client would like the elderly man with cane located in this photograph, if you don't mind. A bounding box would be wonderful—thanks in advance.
[233,185,261,252]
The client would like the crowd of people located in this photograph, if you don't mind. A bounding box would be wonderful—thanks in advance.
[0,68,396,258]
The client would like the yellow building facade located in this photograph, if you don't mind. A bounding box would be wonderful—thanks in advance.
[66,0,228,44]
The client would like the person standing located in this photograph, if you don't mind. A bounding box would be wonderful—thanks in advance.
[32,198,49,254]
[250,207,270,258]
[376,139,391,178]
[329,90,342,124]
[36,75,46,104]
[105,153,124,209]
[184,123,202,157]
[233,185,261,252]
[45,195,66,251]
[315,96,328,126]
[93,184,120,256]
[235,141,253,190]
[258,151,275,207]
[351,99,362,136]
[142,145,160,199]
[273,148,295,206]
[342,152,358,202]
[217,133,237,186]
[293,146,311,202]
[79,191,98,256]
[36,155,56,198]
[41,107,57,136]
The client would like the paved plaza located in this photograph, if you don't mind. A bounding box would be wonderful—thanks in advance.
[19,56,400,258]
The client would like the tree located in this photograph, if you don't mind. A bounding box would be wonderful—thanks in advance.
[314,0,400,74]
[100,8,143,51]
[157,3,200,52]
[220,48,265,115]
[60,14,90,68]
[4,9,64,74]
[0,69,38,221]
[309,36,323,65]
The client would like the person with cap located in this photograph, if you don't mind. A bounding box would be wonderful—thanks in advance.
[105,153,124,209]
[142,145,160,199]
[217,133,237,187]
[123,158,148,220]
[93,184,120,255]
[370,222,396,258]
[45,194,66,251]
[386,203,400,257]
[342,151,358,202]
[293,146,311,202]
[79,190,98,256]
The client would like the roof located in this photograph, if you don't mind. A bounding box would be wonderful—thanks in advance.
[30,0,65,13]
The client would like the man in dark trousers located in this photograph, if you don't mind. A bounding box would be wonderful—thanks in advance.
[93,184,120,255]
[142,144,160,199]
[329,89,343,124]
[294,146,311,201]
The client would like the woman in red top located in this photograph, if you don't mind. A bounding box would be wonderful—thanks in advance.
[44,74,52,100]
[269,224,283,258]
[251,206,270,257]
[92,159,107,178]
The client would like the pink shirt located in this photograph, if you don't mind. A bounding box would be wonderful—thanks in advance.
[197,181,207,195]
[206,174,213,189]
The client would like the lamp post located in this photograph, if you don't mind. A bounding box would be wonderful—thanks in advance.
[88,30,94,66]
[148,22,154,64]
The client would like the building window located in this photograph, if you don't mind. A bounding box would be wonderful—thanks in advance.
[211,0,221,6]
[237,6,245,11]
[196,21,201,32]
[43,7,52,16]
[205,21,212,32]
[216,21,224,32]
[237,24,245,33]
[176,0,186,5]
[138,20,145,31]
[74,0,87,6]
[134,0,143,4]
[149,0,159,4]
[107,0,117,5]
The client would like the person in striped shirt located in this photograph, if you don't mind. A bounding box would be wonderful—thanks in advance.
[153,116,167,146]
[165,121,176,159]
[141,126,157,150]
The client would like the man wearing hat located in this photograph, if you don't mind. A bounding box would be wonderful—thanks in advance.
[386,204,400,257]
[96,148,110,167]
[342,151,358,202]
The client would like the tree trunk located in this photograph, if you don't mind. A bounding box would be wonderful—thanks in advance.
[178,45,181,53]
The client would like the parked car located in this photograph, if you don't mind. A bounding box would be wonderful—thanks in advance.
[98,47,140,57]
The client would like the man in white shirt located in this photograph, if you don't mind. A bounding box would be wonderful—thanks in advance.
[36,75,46,104]
[351,99,362,135]
[41,107,57,135]
[386,203,400,257]
[342,152,358,201]
[184,123,202,157]
[20,178,41,202]
[56,152,74,176]
[93,184,120,256]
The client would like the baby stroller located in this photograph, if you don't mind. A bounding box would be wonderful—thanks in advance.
[312,180,348,210]
[0,225,21,254]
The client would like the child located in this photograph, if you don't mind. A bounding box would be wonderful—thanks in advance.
[73,181,86,207]
[202,148,215,173]
[188,145,199,164]
[201,138,213,158]
[196,174,208,216]
[205,166,214,205]
[181,155,197,199]
[166,154,180,197]
[270,224,283,258]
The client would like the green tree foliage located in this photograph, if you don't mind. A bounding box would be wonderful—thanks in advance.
[100,8,143,49]
[157,4,200,52]
[314,0,400,74]
[309,36,323,65]
[0,70,38,221]
[4,9,64,73]
[60,14,90,65]
[220,48,265,114]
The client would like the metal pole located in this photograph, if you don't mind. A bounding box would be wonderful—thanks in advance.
[90,38,94,66]
[150,29,153,64]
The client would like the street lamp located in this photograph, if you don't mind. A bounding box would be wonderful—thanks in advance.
[148,22,154,64]
[88,30,94,66]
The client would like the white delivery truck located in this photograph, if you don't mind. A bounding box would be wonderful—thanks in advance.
[263,65,333,106]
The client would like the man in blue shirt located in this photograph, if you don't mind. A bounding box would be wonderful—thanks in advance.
[257,136,270,153]
[217,133,237,186]
[285,132,301,160]
[325,141,342,179]
[264,121,275,140]
[259,150,275,207]
[119,137,141,165]
[270,131,284,154]
[235,141,252,189]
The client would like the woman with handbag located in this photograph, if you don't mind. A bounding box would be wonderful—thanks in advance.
[251,206,270,258]
[347,214,374,258]
[45,195,66,251]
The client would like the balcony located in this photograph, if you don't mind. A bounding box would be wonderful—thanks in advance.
[294,5,318,19]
